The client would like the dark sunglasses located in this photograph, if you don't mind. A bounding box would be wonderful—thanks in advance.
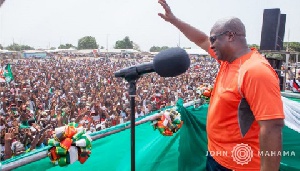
[209,31,229,44]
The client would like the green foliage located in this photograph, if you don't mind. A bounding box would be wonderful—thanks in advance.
[78,36,98,50]
[50,47,56,50]
[149,46,169,52]
[248,44,260,49]
[5,43,35,51]
[114,36,133,49]
[21,45,35,50]
[247,42,300,52]
[284,42,300,52]
[133,42,140,51]
[0,44,3,50]
[58,43,76,49]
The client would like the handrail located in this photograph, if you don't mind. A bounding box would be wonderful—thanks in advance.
[1,99,201,171]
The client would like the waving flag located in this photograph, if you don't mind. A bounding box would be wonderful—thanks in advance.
[3,64,14,83]
[289,78,300,93]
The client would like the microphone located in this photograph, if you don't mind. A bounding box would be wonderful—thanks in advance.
[114,62,154,78]
[114,47,190,78]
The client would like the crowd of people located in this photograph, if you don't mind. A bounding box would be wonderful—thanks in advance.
[0,54,218,161]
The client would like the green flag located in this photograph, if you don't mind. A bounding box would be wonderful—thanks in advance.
[3,64,14,83]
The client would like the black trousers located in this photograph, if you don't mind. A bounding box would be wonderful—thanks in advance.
[206,154,232,171]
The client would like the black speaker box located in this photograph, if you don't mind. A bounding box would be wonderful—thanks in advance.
[279,76,284,91]
[267,58,282,70]
[276,14,286,51]
[260,9,281,50]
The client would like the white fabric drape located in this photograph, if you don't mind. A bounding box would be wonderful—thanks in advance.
[282,97,300,133]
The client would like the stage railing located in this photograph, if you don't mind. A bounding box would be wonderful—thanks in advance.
[1,99,201,171]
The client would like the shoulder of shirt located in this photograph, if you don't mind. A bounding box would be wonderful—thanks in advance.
[243,50,269,68]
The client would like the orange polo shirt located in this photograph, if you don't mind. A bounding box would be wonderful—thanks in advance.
[207,48,284,170]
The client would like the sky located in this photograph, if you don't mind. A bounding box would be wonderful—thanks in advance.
[0,0,300,51]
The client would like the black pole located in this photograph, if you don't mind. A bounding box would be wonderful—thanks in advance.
[122,67,140,171]
[128,80,136,171]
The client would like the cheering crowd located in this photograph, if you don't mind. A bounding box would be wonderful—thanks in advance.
[0,54,218,161]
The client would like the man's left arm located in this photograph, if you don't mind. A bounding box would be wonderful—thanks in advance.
[258,119,284,171]
[242,61,285,170]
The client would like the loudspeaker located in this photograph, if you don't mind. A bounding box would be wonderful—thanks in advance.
[260,9,281,50]
[279,76,284,91]
[267,58,282,70]
[267,58,284,90]
[276,14,286,51]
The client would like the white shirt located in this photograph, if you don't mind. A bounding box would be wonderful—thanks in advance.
[135,111,144,118]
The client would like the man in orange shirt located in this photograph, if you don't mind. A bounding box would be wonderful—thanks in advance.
[158,1,284,171]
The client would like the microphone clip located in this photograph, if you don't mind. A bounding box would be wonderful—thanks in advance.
[121,67,141,82]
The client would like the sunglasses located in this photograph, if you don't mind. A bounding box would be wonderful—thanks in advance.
[209,31,229,44]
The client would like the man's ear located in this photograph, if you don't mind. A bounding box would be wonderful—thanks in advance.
[228,31,236,42]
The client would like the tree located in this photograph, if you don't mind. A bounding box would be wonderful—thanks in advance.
[6,43,34,51]
[0,44,3,50]
[150,46,160,52]
[58,43,76,49]
[149,46,169,52]
[58,44,64,49]
[6,43,21,51]
[50,47,56,50]
[114,36,133,49]
[77,36,98,50]
[248,44,260,49]
[20,45,35,50]
[284,42,300,52]
[161,46,169,51]
[133,42,140,51]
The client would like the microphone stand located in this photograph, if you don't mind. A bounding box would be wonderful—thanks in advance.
[122,67,140,171]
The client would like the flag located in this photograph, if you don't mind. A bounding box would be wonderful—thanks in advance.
[3,64,14,83]
[292,78,300,93]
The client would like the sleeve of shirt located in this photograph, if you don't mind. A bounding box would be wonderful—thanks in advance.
[242,62,284,121]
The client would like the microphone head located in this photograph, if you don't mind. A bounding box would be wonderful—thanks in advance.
[153,47,190,77]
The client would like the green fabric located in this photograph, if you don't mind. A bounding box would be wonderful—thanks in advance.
[3,64,14,83]
[288,97,300,103]
[178,100,208,171]
[280,126,300,171]
[19,122,30,129]
[3,101,300,171]
[49,87,53,94]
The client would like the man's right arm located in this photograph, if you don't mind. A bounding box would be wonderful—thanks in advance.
[170,18,210,52]
[158,0,210,52]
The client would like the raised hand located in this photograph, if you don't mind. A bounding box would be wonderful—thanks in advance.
[5,133,13,142]
[158,0,176,22]
[40,124,52,134]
